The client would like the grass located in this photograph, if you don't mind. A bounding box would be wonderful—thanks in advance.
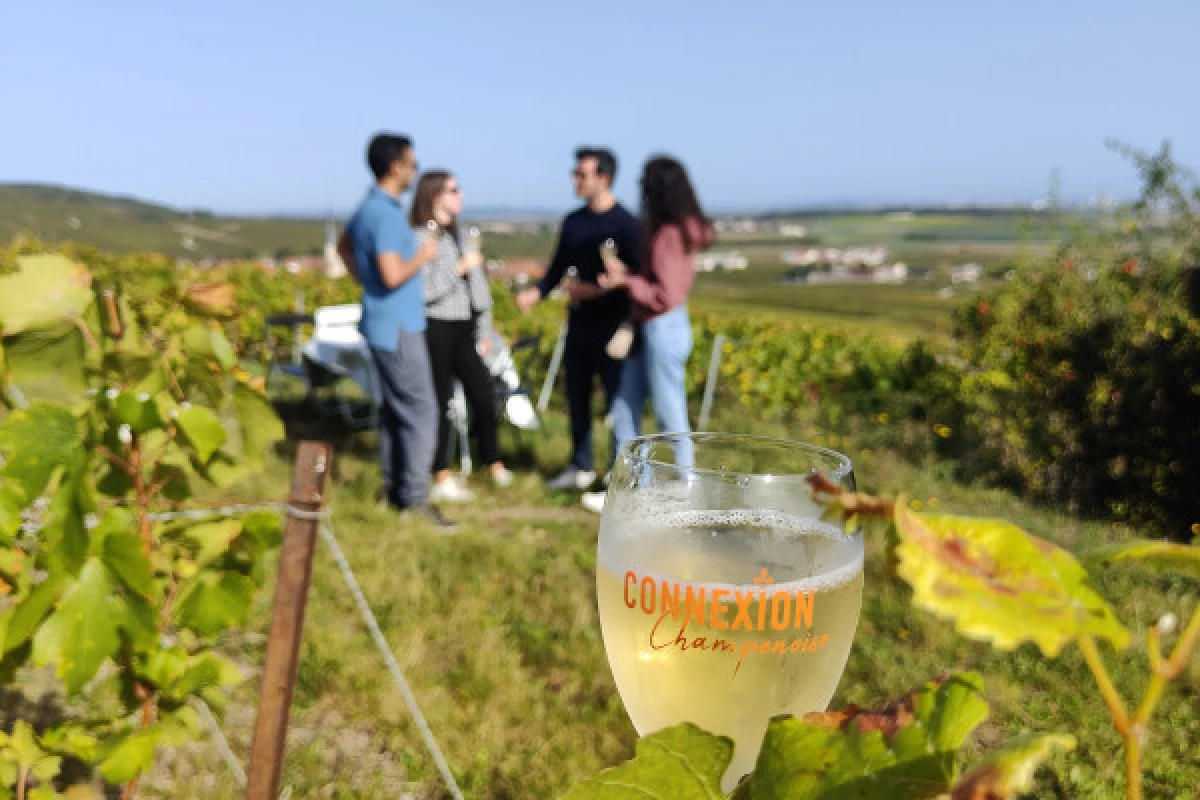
[136,405,1199,799]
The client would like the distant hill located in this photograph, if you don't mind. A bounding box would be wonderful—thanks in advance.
[0,183,329,259]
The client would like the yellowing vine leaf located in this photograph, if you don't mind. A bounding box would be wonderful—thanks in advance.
[893,506,1129,656]
[951,733,1075,799]
[1084,539,1200,580]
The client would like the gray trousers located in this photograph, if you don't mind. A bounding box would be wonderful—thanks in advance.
[370,331,438,507]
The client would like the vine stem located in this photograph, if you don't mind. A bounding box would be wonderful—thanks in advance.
[16,766,27,800]
[1077,634,1139,800]
[1079,604,1200,800]
[122,435,160,800]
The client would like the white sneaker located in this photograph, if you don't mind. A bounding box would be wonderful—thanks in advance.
[546,466,596,491]
[429,477,475,503]
[490,465,514,488]
[581,491,606,514]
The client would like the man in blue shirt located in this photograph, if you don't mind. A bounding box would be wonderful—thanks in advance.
[338,133,454,529]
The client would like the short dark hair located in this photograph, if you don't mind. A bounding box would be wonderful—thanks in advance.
[367,133,413,181]
[575,146,617,184]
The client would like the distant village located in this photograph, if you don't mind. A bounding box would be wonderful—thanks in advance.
[174,215,988,287]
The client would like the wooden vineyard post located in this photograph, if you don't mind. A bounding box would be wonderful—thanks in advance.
[245,441,332,799]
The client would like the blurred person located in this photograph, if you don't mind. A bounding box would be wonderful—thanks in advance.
[410,170,513,502]
[583,155,713,512]
[515,147,641,491]
[338,133,456,530]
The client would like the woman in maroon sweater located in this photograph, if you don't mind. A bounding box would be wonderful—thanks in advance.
[597,156,712,484]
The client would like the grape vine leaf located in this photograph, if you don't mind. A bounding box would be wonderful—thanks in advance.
[0,403,83,499]
[0,254,93,336]
[184,519,243,567]
[175,405,226,464]
[1,326,87,407]
[32,559,129,693]
[102,531,156,600]
[0,721,62,785]
[174,572,255,637]
[232,382,285,466]
[950,733,1075,799]
[97,727,160,784]
[241,508,283,549]
[893,506,1130,656]
[0,483,24,542]
[1084,539,1200,580]
[561,723,732,800]
[732,672,989,799]
[209,329,236,369]
[4,575,68,655]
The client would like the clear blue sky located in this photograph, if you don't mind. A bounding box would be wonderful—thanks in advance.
[3,0,1198,214]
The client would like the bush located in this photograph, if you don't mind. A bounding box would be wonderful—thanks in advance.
[942,144,1200,538]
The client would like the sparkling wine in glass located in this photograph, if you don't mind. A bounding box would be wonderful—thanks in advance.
[596,432,864,791]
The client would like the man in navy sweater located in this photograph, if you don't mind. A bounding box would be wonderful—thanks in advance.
[517,147,641,490]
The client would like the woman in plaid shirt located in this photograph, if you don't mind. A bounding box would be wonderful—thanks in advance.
[411,170,513,502]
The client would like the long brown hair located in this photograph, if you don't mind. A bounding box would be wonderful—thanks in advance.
[409,170,459,242]
[640,156,711,253]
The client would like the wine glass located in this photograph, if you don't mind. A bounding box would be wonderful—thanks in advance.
[596,432,864,792]
[464,225,483,255]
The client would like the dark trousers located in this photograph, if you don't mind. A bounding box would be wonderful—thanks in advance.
[564,322,623,472]
[425,318,499,472]
[370,331,438,507]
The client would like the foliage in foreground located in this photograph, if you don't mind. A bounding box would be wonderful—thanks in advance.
[563,477,1198,799]
[0,252,285,797]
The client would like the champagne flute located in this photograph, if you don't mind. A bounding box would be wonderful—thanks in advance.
[600,237,617,264]
[596,433,864,791]
[465,225,483,255]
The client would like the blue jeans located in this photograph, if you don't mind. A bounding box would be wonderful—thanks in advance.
[370,331,439,507]
[611,306,694,467]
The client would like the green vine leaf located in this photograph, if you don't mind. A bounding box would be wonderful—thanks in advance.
[175,404,226,464]
[893,506,1130,656]
[183,519,242,567]
[232,382,285,466]
[950,733,1075,799]
[0,403,83,499]
[1084,539,1200,580]
[111,391,164,436]
[97,727,160,784]
[0,721,62,785]
[1,326,87,407]
[4,576,69,655]
[0,254,93,336]
[32,559,128,693]
[0,483,25,543]
[209,329,236,370]
[102,532,156,600]
[240,509,283,549]
[561,723,732,800]
[39,724,99,764]
[174,572,254,637]
[42,469,90,576]
[732,673,989,800]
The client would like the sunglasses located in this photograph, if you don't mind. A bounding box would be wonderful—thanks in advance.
[571,169,590,180]
[443,186,461,194]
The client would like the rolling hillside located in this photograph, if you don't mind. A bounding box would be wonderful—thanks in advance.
[0,183,328,258]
